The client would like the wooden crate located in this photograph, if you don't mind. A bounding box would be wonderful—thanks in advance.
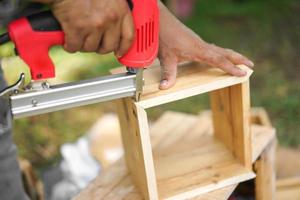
[112,62,254,199]
[75,110,276,200]
[76,62,278,199]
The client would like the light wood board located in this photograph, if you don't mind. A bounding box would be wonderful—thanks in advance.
[76,111,275,200]
[111,62,253,109]
[115,98,158,199]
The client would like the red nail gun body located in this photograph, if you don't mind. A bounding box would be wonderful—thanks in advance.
[0,0,159,118]
[5,0,159,80]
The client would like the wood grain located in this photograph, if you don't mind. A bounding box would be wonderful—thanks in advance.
[116,98,158,199]
[210,81,252,168]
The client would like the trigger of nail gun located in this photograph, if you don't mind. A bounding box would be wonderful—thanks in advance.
[0,73,51,99]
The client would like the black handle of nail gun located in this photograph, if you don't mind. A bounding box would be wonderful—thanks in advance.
[0,33,10,45]
[28,0,133,31]
[27,11,62,32]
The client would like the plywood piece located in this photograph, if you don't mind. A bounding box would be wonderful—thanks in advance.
[210,81,252,168]
[76,111,275,200]
[116,98,158,199]
[111,62,253,109]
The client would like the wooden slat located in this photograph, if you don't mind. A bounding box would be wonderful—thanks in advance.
[115,98,158,199]
[111,62,253,109]
[210,81,252,168]
[252,125,276,162]
[255,139,276,200]
[189,185,237,200]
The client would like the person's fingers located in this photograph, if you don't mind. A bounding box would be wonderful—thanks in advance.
[224,48,254,67]
[82,30,103,52]
[210,45,254,68]
[115,13,135,57]
[98,25,121,54]
[197,49,247,76]
[63,29,85,53]
[159,54,178,90]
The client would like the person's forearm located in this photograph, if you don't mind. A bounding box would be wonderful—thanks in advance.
[159,1,177,24]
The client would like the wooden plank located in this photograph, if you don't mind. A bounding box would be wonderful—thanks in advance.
[190,185,237,200]
[111,62,253,109]
[252,125,276,162]
[74,159,128,200]
[115,98,158,199]
[210,81,252,168]
[251,107,276,200]
[155,144,255,200]
[254,139,276,200]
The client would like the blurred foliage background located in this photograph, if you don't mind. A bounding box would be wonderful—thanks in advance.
[0,0,300,170]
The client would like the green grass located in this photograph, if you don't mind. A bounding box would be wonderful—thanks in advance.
[0,0,300,169]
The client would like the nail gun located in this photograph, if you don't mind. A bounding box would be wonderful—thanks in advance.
[0,0,159,119]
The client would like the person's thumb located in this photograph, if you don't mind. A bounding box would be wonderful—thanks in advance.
[159,55,178,90]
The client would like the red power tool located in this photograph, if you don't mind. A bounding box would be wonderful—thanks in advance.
[0,0,160,119]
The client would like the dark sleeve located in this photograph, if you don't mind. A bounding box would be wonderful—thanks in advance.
[0,71,29,200]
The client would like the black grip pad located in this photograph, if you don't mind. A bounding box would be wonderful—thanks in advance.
[27,11,61,32]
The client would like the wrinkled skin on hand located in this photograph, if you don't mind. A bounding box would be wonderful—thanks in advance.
[40,0,135,56]
[158,2,254,90]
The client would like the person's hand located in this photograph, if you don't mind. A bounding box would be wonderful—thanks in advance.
[158,2,254,90]
[40,0,135,56]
